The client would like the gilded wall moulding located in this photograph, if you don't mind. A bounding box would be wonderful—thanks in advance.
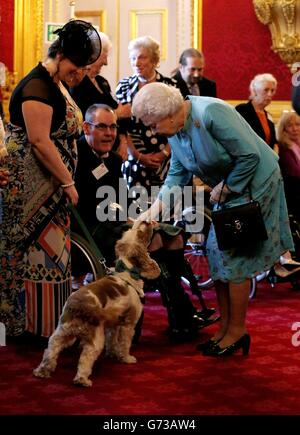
[253,0,274,24]
[253,0,300,69]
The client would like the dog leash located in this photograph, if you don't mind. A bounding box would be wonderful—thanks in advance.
[68,203,111,275]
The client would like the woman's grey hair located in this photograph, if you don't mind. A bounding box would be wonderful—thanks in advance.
[98,32,112,52]
[128,36,160,66]
[85,103,116,123]
[132,82,184,125]
[277,110,299,149]
[249,73,277,98]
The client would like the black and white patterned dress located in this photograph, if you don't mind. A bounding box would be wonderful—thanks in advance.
[115,72,178,195]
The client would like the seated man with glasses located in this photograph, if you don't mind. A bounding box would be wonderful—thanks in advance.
[73,103,210,342]
[74,103,124,266]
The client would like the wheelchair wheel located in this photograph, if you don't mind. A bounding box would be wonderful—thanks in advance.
[182,207,257,299]
[71,232,106,287]
[183,207,214,289]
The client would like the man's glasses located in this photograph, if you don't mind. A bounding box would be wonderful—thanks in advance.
[86,122,118,132]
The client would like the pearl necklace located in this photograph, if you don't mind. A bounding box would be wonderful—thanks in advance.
[138,71,157,83]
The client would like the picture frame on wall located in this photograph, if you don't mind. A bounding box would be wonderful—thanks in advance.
[44,22,64,43]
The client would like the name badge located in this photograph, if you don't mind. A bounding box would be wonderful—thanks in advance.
[92,163,109,180]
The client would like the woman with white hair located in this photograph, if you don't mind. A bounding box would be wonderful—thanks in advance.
[115,35,178,194]
[70,32,130,160]
[236,73,278,152]
[131,82,294,357]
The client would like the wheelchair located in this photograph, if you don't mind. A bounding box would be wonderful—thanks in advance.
[69,204,220,328]
[266,213,300,292]
[178,205,257,300]
[71,232,106,289]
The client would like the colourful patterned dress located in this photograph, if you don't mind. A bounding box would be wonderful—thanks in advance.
[0,63,82,337]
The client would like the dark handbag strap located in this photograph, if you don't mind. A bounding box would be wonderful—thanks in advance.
[216,180,253,209]
[68,203,109,273]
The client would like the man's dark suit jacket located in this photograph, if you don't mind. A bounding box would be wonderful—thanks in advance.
[73,135,128,266]
[74,135,123,229]
[172,70,217,98]
[235,100,277,150]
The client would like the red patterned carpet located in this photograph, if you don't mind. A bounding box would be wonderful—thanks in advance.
[1,278,300,416]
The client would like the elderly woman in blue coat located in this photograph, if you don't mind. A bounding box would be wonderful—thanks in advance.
[132,82,294,357]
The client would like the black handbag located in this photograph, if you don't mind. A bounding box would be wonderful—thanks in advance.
[211,182,268,251]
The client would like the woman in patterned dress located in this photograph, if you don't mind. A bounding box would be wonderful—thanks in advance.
[0,20,101,338]
[116,36,178,197]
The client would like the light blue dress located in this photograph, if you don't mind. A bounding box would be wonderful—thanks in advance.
[159,97,294,283]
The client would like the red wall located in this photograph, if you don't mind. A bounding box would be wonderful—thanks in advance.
[0,0,14,71]
[0,0,294,100]
[202,0,292,100]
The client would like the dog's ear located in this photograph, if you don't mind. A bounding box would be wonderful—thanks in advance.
[129,244,161,280]
[139,254,161,280]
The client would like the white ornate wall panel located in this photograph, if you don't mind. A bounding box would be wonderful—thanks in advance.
[129,9,168,60]
[117,0,177,87]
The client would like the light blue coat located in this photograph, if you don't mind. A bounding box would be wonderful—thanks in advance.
[160,96,279,203]
[159,97,294,282]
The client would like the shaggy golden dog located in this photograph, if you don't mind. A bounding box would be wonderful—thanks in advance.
[33,221,160,387]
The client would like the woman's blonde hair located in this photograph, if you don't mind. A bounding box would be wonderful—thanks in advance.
[249,73,277,99]
[128,35,160,66]
[277,110,300,149]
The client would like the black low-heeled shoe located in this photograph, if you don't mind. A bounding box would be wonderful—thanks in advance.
[193,313,221,330]
[196,338,221,352]
[203,333,251,357]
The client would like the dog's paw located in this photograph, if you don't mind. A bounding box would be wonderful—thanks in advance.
[33,366,52,378]
[73,375,92,387]
[120,355,137,364]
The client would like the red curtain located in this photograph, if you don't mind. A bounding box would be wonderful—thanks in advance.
[202,0,292,100]
[0,0,14,71]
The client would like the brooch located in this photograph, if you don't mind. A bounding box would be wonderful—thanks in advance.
[193,119,201,128]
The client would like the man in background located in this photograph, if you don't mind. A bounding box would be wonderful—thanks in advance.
[172,48,217,98]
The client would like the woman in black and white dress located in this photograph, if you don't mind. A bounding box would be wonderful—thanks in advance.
[116,36,178,196]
